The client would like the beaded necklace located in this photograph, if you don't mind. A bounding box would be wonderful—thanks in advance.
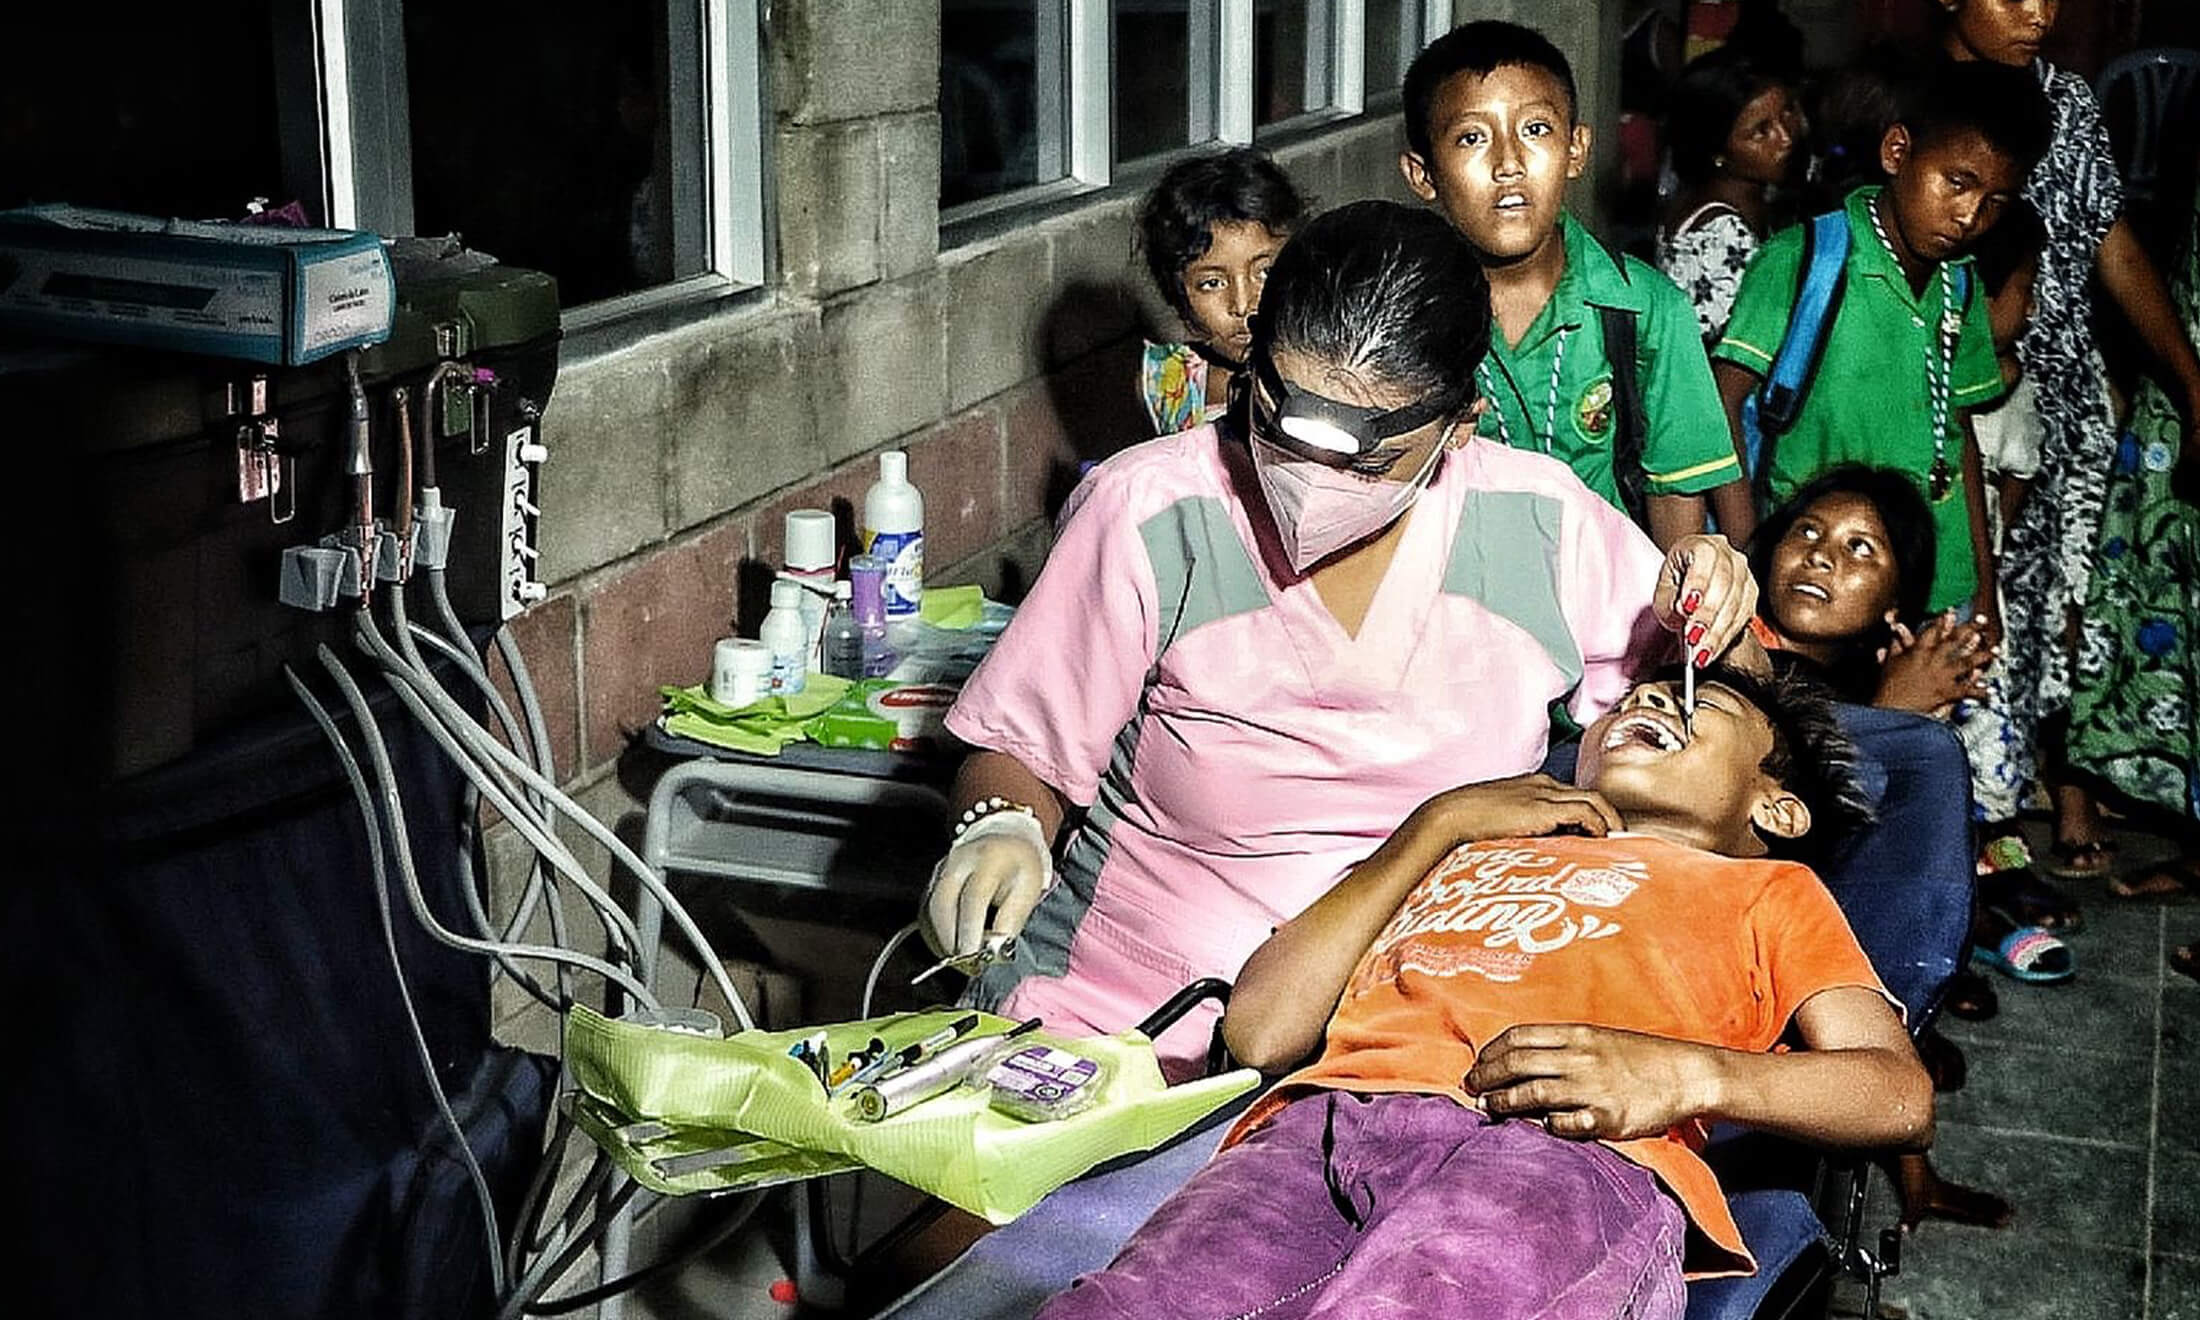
[1867,193,1959,501]
[1477,325,1574,455]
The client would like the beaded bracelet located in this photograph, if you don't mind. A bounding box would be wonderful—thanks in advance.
[954,795,1037,839]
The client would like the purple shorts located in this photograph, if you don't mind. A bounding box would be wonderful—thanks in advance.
[1036,1090,1688,1320]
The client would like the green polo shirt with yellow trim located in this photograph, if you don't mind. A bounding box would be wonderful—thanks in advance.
[1715,186,2005,611]
[1474,212,1743,510]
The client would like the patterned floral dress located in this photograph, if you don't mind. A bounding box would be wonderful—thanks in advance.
[1138,340,1220,436]
[1955,61,2125,821]
[1657,204,1760,343]
[2068,205,2200,821]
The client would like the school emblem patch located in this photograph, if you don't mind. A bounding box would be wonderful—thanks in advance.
[1575,377,1615,441]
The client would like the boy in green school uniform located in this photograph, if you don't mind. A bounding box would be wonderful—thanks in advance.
[1401,21,1755,550]
[1714,61,2052,621]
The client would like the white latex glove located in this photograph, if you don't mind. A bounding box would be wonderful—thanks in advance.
[922,809,1053,959]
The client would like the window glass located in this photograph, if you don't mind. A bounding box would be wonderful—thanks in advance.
[405,2,709,307]
[1255,0,1334,127]
[1365,0,1413,97]
[942,0,1070,208]
[1114,0,1201,163]
[0,3,284,219]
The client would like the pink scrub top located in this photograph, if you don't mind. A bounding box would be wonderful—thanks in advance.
[944,424,1669,1073]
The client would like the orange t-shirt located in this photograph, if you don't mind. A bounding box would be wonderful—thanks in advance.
[1228,833,1892,1279]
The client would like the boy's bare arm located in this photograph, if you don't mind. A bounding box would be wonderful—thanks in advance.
[1223,777,1624,1072]
[1959,413,1999,647]
[1645,493,1706,551]
[1713,360,1758,466]
[1467,987,1931,1149]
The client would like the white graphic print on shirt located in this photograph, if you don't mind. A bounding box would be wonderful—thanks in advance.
[1354,844,1647,988]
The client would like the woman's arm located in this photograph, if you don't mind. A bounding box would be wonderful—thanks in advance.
[950,748,1070,846]
[1223,776,1625,1072]
[1466,986,1931,1149]
[2100,219,2200,440]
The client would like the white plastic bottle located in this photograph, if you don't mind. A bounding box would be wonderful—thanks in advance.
[862,450,924,631]
[782,509,837,667]
[758,578,810,696]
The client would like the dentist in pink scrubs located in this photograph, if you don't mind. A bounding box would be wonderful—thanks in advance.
[928,202,1757,1074]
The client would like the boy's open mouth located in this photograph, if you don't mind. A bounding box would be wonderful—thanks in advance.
[1493,192,1530,212]
[1787,579,1831,602]
[1603,710,1686,753]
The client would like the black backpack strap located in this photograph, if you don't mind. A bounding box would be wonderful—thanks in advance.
[1599,302,1648,524]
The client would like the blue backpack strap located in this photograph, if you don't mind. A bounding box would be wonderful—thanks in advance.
[1756,209,1852,438]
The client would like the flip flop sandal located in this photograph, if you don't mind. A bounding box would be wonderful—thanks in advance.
[2047,838,2118,880]
[2174,944,2200,985]
[1972,924,2074,984]
[1976,867,2085,933]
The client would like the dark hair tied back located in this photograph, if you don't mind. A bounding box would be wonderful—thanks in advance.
[1254,201,1492,417]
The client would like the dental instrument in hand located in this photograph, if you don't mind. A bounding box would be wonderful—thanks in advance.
[911,932,1019,986]
[1683,651,1696,736]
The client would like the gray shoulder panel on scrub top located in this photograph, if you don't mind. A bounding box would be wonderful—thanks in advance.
[1139,496,1269,657]
[1442,489,1584,688]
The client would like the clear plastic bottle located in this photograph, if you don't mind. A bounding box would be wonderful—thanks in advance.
[759,578,810,696]
[821,580,865,681]
[848,553,899,677]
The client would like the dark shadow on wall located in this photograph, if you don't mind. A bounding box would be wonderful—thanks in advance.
[1035,278,1156,525]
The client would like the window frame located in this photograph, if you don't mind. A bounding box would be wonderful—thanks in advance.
[300,0,767,330]
[943,0,1442,238]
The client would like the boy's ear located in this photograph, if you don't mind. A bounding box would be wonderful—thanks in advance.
[1879,123,1912,179]
[1566,121,1593,180]
[1750,786,1812,846]
[1400,151,1439,202]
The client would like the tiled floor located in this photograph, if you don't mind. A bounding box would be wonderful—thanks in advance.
[1861,825,2198,1320]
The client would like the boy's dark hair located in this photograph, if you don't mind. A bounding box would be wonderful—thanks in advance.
[1136,147,1310,323]
[1668,48,1788,187]
[1803,43,1924,208]
[1896,58,2053,177]
[1404,21,1577,160]
[1253,200,1491,417]
[1748,464,1939,630]
[1651,660,1874,864]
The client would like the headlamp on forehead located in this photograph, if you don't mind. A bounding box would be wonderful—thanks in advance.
[1242,347,1453,468]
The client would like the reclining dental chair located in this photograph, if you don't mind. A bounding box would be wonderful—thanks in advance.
[876,704,1974,1320]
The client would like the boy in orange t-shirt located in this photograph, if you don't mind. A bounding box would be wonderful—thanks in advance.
[1036,665,1932,1320]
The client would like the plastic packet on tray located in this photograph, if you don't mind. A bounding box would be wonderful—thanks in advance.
[805,679,958,753]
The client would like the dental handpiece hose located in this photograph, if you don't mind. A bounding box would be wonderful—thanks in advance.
[344,351,375,603]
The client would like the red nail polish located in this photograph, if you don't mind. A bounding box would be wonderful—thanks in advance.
[1682,590,1702,614]
[1686,622,1705,646]
[1696,647,1712,668]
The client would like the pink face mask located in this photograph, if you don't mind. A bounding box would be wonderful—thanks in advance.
[1250,433,1447,574]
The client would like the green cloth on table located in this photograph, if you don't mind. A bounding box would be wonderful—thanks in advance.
[919,584,986,629]
[658,676,852,755]
[564,1004,1262,1223]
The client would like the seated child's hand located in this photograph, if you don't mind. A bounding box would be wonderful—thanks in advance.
[1416,775,1625,851]
[1874,610,1994,716]
[1465,1023,1721,1142]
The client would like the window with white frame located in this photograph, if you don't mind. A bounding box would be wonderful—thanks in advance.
[942,0,1448,220]
[0,0,767,322]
